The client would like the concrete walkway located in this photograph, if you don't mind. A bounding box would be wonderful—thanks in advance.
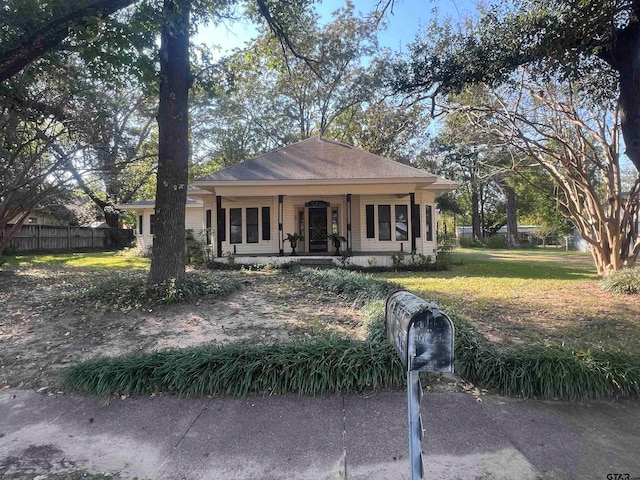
[1,388,639,480]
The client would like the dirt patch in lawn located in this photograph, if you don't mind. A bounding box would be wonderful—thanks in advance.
[0,266,364,392]
[451,279,640,353]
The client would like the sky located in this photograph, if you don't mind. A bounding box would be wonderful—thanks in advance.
[195,0,477,57]
[315,0,476,51]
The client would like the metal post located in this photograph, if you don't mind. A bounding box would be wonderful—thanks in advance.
[408,371,424,480]
[407,328,424,480]
[386,291,455,480]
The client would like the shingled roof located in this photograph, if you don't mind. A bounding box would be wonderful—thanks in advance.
[196,136,438,183]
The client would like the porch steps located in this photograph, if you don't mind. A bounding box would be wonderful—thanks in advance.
[297,258,335,268]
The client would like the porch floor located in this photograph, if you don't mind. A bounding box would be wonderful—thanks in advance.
[211,250,416,268]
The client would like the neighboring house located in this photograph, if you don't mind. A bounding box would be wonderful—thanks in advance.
[457,225,590,250]
[9,206,70,226]
[457,225,541,244]
[119,136,456,266]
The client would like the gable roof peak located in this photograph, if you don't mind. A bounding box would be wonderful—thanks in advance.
[195,135,436,183]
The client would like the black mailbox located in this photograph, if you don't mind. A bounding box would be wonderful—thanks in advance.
[386,290,455,372]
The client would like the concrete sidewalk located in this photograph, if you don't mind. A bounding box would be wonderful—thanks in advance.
[0,388,639,480]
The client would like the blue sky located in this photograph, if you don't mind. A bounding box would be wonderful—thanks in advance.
[195,0,477,56]
[316,0,476,50]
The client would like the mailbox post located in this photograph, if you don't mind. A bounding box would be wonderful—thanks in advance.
[386,291,455,480]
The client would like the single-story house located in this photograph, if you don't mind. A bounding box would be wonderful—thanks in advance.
[119,136,456,266]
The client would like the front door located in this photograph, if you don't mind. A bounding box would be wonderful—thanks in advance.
[308,207,328,252]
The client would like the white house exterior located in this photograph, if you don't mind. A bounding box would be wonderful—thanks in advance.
[120,137,456,266]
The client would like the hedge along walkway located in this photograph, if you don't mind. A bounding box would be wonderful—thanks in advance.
[63,268,640,400]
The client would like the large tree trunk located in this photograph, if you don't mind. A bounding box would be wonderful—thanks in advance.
[147,0,190,285]
[471,185,482,241]
[495,176,519,247]
[570,181,640,275]
[610,17,640,172]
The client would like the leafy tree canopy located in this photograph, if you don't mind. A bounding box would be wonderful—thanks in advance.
[394,0,640,170]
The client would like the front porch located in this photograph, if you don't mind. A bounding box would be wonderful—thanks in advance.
[209,250,433,268]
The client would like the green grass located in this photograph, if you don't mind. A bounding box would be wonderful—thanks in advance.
[294,267,401,306]
[63,336,405,397]
[5,251,237,310]
[379,249,597,309]
[4,251,150,269]
[379,248,640,356]
[451,308,640,399]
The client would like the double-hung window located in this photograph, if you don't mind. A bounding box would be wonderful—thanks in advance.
[230,208,242,244]
[426,205,433,241]
[395,205,408,241]
[246,208,259,243]
[378,205,391,241]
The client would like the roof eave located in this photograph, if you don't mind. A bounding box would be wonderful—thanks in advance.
[193,177,437,188]
[115,201,203,209]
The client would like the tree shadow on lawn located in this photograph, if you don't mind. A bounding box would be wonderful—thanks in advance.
[435,290,640,354]
[445,251,597,280]
[552,315,640,356]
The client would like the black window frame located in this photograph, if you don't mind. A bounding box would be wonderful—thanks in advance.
[366,204,375,238]
[138,215,143,235]
[246,207,259,244]
[205,209,212,244]
[426,205,433,241]
[149,214,155,235]
[378,205,391,241]
[230,208,242,244]
[262,207,271,241]
[395,205,409,241]
[412,203,421,238]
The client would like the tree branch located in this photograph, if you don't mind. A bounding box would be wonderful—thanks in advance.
[0,0,138,83]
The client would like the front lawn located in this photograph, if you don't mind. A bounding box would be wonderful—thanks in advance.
[63,260,640,400]
[4,249,639,399]
[3,251,150,269]
[383,248,640,357]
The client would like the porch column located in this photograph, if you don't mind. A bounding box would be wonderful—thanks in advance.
[346,193,352,251]
[278,195,284,256]
[410,193,417,254]
[216,195,223,257]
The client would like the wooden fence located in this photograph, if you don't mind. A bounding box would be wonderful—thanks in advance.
[2,224,134,253]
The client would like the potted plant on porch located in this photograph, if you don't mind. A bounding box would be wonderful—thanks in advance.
[327,233,347,256]
[286,232,304,255]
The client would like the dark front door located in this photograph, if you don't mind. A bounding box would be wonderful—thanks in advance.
[308,207,328,252]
